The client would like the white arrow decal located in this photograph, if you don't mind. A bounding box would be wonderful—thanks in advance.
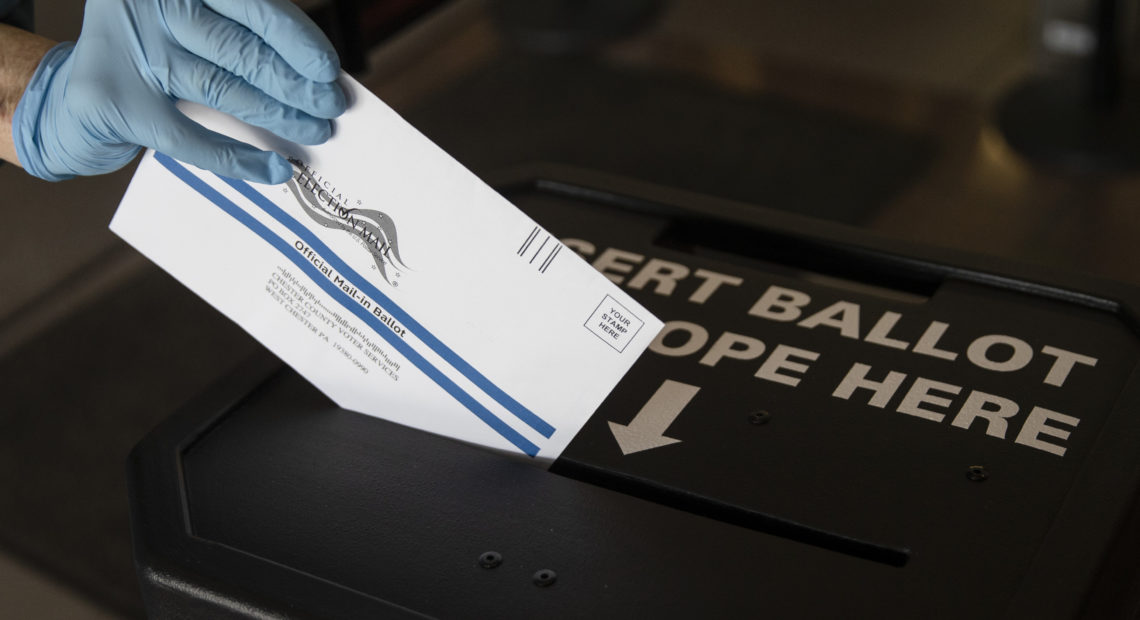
[608,380,700,455]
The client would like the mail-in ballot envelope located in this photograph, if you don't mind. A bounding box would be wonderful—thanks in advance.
[110,75,662,462]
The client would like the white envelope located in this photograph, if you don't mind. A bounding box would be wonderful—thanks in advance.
[110,75,662,463]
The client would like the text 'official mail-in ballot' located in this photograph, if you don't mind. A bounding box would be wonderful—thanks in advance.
[110,75,662,462]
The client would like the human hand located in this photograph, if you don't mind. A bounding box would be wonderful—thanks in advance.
[12,0,346,183]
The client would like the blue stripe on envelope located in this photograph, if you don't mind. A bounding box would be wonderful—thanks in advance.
[154,152,541,457]
[218,174,557,439]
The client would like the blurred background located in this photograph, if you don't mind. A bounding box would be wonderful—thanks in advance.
[1,0,1139,617]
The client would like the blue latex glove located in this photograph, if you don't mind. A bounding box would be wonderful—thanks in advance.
[13,0,346,183]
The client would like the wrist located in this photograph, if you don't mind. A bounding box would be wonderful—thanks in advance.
[0,24,57,169]
[11,41,74,180]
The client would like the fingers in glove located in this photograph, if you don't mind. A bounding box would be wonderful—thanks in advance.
[165,4,345,119]
[143,104,293,184]
[202,0,340,83]
[169,52,333,145]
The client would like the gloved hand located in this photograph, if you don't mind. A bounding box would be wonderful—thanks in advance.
[12,0,346,184]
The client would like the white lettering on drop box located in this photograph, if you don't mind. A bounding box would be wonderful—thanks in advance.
[110,74,662,463]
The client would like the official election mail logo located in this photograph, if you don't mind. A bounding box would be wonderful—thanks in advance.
[285,159,409,286]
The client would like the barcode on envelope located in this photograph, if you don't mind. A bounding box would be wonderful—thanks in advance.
[518,225,562,274]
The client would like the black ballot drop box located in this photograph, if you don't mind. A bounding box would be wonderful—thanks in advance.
[126,167,1140,619]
